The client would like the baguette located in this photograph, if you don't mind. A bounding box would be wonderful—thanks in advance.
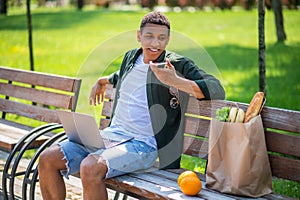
[244,92,265,123]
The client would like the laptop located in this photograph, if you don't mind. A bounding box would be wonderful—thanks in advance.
[56,110,133,150]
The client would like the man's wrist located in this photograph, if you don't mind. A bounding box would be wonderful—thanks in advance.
[97,76,109,85]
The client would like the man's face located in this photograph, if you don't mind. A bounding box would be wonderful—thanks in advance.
[137,23,170,64]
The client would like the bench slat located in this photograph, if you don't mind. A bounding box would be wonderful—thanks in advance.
[262,107,300,133]
[265,130,300,158]
[101,101,113,118]
[0,122,49,151]
[183,137,208,159]
[104,84,116,100]
[106,175,173,200]
[106,171,239,200]
[160,170,288,200]
[187,99,249,118]
[188,99,300,134]
[0,82,74,109]
[0,99,60,123]
[269,154,300,182]
[0,66,80,92]
[100,118,111,130]
[185,117,210,138]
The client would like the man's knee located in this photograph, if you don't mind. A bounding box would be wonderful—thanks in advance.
[80,155,108,183]
[39,145,65,170]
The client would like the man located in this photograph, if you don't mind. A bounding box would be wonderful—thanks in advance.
[38,11,225,200]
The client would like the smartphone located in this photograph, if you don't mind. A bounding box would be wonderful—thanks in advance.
[155,62,167,68]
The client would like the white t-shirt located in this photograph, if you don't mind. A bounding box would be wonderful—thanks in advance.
[104,54,157,149]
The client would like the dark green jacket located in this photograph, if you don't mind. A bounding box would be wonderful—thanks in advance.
[108,48,225,169]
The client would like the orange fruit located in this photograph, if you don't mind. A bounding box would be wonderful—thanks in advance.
[177,170,198,185]
[178,171,202,196]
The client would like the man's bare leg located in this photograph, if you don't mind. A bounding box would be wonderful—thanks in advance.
[38,145,67,200]
[80,155,108,200]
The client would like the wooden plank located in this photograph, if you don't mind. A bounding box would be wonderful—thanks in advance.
[105,175,173,200]
[0,118,33,131]
[265,130,300,157]
[0,135,49,152]
[161,170,290,200]
[106,173,238,200]
[99,118,110,130]
[183,137,208,159]
[184,117,210,138]
[269,154,300,182]
[0,123,49,152]
[104,84,116,100]
[0,99,60,123]
[187,100,299,132]
[126,171,262,200]
[187,99,249,119]
[261,107,300,133]
[0,82,73,109]
[190,100,300,134]
[70,78,82,111]
[101,101,113,118]
[0,66,80,92]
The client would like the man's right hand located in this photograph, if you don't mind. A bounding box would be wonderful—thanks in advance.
[89,76,110,105]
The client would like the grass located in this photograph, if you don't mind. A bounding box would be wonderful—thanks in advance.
[1,6,300,111]
[0,5,299,198]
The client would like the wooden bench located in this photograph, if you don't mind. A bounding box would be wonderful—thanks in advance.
[0,66,81,152]
[4,84,300,200]
[0,66,81,199]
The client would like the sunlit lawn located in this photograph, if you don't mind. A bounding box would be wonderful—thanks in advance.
[0,5,299,198]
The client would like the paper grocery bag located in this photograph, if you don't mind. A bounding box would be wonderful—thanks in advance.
[206,115,273,197]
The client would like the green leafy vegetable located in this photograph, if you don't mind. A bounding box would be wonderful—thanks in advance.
[216,107,230,122]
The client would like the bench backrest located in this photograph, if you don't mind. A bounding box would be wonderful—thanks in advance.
[99,84,300,183]
[0,66,82,125]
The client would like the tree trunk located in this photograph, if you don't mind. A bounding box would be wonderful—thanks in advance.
[258,0,266,95]
[78,0,84,10]
[272,0,287,42]
[0,0,7,15]
[26,0,35,71]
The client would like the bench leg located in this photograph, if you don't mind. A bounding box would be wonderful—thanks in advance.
[2,123,59,200]
[113,192,120,200]
[23,132,67,200]
[205,156,208,174]
[2,123,62,200]
[113,192,128,200]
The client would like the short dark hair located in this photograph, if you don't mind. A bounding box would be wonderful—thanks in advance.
[140,11,170,32]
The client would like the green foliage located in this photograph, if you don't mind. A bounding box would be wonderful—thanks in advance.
[272,178,300,199]
[215,106,230,122]
[181,154,207,174]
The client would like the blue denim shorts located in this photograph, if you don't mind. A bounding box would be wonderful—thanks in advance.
[58,139,158,179]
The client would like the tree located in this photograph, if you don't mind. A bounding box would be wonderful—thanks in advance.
[26,0,35,71]
[78,0,84,10]
[272,0,287,42]
[258,0,266,94]
[0,0,7,15]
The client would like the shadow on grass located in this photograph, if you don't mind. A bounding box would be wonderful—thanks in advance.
[0,9,138,30]
[205,43,300,110]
